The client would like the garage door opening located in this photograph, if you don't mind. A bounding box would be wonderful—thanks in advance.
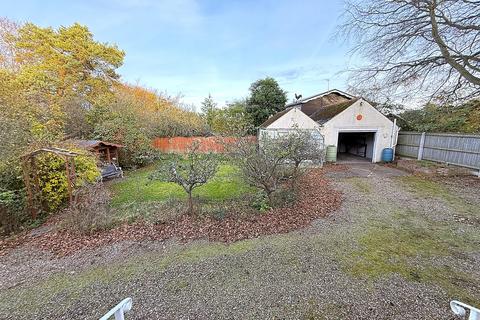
[337,132,376,162]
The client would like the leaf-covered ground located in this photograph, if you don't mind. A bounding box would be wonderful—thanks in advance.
[0,166,342,256]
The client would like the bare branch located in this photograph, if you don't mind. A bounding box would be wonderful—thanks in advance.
[337,0,480,103]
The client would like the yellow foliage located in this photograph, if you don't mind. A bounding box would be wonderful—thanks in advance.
[110,83,208,137]
[35,149,100,212]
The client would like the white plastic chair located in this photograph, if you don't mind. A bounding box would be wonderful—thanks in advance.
[99,298,133,320]
[451,300,480,320]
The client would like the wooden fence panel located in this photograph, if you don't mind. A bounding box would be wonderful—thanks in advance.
[396,132,480,170]
[152,136,256,154]
[396,132,422,158]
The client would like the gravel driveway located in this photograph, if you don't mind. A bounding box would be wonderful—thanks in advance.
[1,164,479,319]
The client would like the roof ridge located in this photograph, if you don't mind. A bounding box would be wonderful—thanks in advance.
[308,98,359,118]
[308,98,359,124]
[286,89,355,107]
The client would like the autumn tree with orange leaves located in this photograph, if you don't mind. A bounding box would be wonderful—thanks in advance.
[0,18,209,227]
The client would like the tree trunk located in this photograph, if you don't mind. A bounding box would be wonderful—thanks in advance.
[266,190,274,207]
[187,191,194,215]
[291,163,300,190]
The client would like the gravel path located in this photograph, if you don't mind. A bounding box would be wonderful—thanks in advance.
[1,164,478,319]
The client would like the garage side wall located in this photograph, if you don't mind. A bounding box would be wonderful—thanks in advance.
[265,108,320,131]
[319,100,398,162]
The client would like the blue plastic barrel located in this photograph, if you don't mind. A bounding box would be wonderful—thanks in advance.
[381,148,394,162]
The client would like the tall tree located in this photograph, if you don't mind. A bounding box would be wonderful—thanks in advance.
[398,99,480,133]
[338,0,480,103]
[210,99,253,136]
[14,23,125,100]
[0,20,126,141]
[201,94,217,129]
[246,77,287,128]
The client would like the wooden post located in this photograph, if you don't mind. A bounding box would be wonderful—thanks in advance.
[114,148,119,163]
[65,156,73,204]
[70,156,76,185]
[106,147,111,163]
[70,157,76,204]
[31,157,43,213]
[21,158,36,219]
[417,132,426,160]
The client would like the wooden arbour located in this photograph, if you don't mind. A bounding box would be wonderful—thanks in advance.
[21,147,79,218]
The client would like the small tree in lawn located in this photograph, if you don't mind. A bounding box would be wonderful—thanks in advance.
[150,141,218,214]
[229,136,290,206]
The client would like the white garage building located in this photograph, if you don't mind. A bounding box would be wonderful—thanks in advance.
[259,89,399,163]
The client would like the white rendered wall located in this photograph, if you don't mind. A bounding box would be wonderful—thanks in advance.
[319,99,399,162]
[266,108,320,130]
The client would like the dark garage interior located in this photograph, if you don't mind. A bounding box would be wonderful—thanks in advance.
[337,132,375,161]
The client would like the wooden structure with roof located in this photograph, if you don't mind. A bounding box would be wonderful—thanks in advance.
[21,147,79,218]
[74,140,123,164]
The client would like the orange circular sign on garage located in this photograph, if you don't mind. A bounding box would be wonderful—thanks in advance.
[356,114,363,121]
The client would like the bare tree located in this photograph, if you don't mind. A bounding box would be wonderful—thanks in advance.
[338,0,480,103]
[150,142,218,214]
[229,137,290,205]
[230,131,324,205]
[279,129,325,186]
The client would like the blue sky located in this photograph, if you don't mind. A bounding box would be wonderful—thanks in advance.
[2,0,355,110]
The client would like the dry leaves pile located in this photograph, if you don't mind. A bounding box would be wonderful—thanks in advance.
[0,168,342,257]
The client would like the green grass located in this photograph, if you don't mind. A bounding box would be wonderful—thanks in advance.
[347,177,372,194]
[109,162,255,206]
[399,175,479,217]
[344,209,480,303]
[417,160,439,168]
[340,179,480,304]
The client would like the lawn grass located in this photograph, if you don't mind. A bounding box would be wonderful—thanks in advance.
[109,162,255,207]
[344,207,480,304]
[340,176,480,305]
[399,175,479,217]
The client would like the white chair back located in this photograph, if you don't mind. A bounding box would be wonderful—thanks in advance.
[451,300,480,320]
[99,298,132,320]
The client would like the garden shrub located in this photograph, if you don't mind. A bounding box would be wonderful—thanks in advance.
[251,191,271,212]
[59,183,113,234]
[230,130,323,208]
[229,137,290,206]
[35,151,100,212]
[92,110,157,168]
[0,189,27,235]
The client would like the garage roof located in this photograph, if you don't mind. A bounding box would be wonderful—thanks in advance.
[309,99,358,124]
[259,89,360,128]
